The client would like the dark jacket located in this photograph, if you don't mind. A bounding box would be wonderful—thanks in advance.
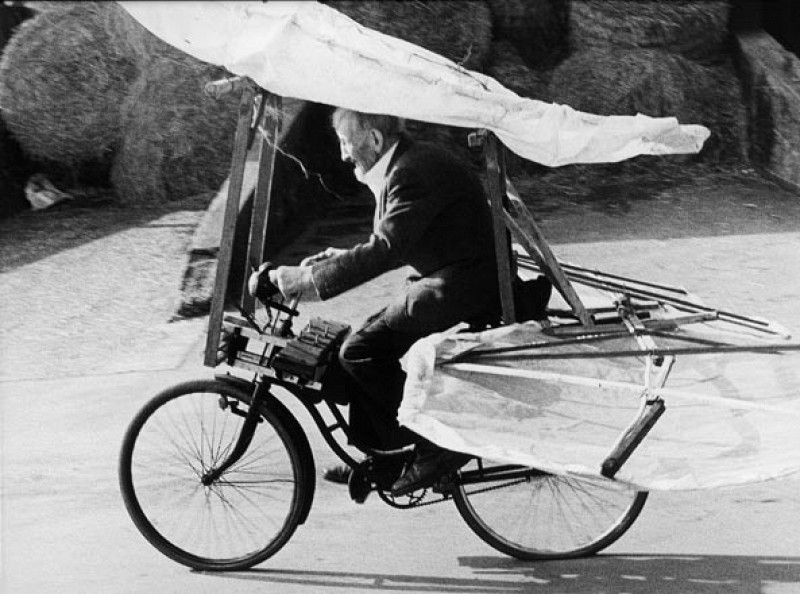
[312,137,501,332]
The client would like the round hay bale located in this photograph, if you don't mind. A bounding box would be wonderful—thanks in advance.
[486,0,569,68]
[111,58,239,204]
[103,2,195,68]
[325,1,492,71]
[548,47,745,162]
[486,40,551,99]
[0,3,136,168]
[570,1,732,62]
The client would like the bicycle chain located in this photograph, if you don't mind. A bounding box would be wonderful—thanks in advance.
[378,477,529,509]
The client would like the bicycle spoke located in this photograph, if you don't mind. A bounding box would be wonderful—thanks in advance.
[453,463,647,560]
[120,381,308,570]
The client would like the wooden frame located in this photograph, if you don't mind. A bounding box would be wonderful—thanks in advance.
[475,130,593,327]
[203,79,282,367]
[203,84,597,366]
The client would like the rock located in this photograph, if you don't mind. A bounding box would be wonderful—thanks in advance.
[736,30,800,191]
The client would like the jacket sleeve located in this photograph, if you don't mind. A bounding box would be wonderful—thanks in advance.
[311,162,445,300]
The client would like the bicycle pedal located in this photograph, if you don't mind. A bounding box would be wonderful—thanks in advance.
[347,470,372,504]
[431,476,455,495]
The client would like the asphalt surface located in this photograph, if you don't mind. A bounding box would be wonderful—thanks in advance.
[2,168,800,593]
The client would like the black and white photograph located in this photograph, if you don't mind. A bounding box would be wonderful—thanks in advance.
[1,1,799,592]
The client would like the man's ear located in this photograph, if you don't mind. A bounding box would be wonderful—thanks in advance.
[370,129,384,154]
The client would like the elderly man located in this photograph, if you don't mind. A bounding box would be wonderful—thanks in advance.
[251,107,503,499]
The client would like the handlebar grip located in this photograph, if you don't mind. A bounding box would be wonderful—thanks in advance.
[253,263,280,301]
[204,76,252,99]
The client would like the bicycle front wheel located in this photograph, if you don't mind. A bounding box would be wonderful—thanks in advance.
[119,379,311,571]
[453,460,647,560]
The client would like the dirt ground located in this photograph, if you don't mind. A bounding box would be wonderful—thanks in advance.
[2,163,800,593]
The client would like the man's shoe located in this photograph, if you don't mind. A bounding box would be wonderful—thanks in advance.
[341,455,409,504]
[323,465,352,485]
[391,444,471,497]
[370,453,410,491]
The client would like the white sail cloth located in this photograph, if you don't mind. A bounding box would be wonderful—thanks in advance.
[118,1,710,167]
[399,322,800,491]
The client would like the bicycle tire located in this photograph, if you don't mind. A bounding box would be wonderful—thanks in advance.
[452,460,648,560]
[119,379,313,571]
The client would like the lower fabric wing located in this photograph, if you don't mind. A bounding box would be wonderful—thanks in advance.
[398,322,800,491]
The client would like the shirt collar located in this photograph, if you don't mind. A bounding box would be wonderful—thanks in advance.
[358,141,399,199]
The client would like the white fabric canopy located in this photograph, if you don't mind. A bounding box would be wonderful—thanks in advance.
[119,1,710,167]
[399,320,800,491]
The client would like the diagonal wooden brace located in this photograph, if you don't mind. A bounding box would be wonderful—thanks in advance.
[504,179,593,326]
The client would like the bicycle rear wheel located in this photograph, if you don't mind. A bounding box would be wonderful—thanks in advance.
[453,460,647,560]
[119,379,312,571]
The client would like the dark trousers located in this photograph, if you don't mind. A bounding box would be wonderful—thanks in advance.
[322,268,502,451]
[328,308,420,450]
[323,301,481,450]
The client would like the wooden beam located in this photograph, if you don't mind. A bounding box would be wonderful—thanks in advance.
[241,92,282,313]
[504,179,593,326]
[204,83,257,367]
[484,132,517,324]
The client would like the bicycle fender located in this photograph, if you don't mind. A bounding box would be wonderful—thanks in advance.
[215,375,316,525]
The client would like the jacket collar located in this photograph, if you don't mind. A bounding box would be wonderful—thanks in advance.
[386,133,411,174]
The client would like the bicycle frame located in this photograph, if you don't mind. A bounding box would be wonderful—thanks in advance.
[214,365,548,503]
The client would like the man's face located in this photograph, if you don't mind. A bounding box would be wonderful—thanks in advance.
[334,117,380,181]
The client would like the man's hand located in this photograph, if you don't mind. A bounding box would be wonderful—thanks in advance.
[268,265,318,301]
[299,247,347,267]
[247,262,276,299]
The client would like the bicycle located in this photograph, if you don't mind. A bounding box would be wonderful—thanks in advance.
[118,270,648,571]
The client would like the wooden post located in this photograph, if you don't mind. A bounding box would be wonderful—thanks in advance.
[483,132,517,324]
[204,81,257,367]
[240,92,282,314]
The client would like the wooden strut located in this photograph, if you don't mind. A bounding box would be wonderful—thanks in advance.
[600,299,672,479]
[241,92,282,314]
[516,255,785,336]
[504,178,593,326]
[482,132,517,324]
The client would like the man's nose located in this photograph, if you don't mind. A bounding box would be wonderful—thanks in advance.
[340,146,350,162]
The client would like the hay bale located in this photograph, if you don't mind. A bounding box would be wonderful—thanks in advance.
[548,47,746,162]
[570,1,732,62]
[486,40,551,99]
[0,3,135,168]
[1,2,242,202]
[486,0,569,68]
[322,1,495,168]
[111,57,238,204]
[103,2,194,67]
[325,1,492,71]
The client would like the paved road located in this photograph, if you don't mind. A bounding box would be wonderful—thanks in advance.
[2,172,800,593]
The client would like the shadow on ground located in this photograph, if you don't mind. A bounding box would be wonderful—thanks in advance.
[0,191,212,273]
[200,554,800,593]
[3,166,798,278]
